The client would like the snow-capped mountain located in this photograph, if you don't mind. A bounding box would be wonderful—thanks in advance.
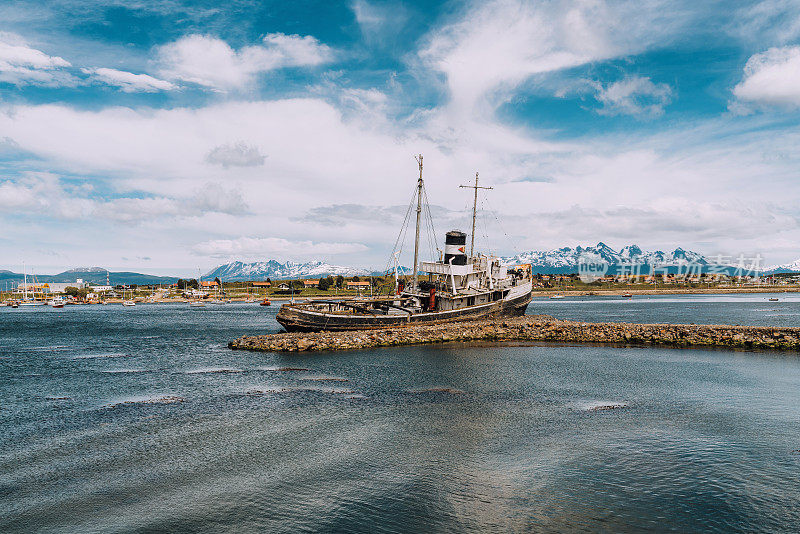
[204,260,370,281]
[203,243,787,281]
[764,258,800,274]
[500,242,714,274]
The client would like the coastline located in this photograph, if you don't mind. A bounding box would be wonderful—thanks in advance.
[58,287,800,305]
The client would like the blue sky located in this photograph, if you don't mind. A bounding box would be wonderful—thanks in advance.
[2,0,800,275]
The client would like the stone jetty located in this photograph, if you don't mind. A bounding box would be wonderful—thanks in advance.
[228,315,800,353]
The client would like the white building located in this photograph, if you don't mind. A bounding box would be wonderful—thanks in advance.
[89,285,113,292]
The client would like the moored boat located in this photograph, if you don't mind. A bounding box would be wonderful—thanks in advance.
[276,156,533,332]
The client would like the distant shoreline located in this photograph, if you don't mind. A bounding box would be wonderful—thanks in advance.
[532,287,800,297]
[4,286,797,306]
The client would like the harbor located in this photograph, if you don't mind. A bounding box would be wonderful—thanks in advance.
[4,0,800,530]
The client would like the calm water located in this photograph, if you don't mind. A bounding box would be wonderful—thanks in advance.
[2,300,800,533]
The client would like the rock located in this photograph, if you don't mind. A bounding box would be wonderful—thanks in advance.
[227,315,800,354]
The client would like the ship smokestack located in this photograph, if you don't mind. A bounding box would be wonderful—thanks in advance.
[444,230,467,265]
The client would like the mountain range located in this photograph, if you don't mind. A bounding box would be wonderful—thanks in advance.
[203,260,371,281]
[205,244,782,279]
[764,258,800,274]
[0,268,177,286]
[500,242,716,274]
[3,244,798,286]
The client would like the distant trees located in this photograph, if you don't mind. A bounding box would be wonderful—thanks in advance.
[292,279,305,289]
[177,278,199,290]
[335,275,344,288]
[64,286,89,300]
[351,276,360,282]
[318,276,334,290]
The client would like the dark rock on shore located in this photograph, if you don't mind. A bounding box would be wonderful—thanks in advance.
[228,315,800,353]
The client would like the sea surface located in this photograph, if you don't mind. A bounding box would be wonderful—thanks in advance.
[2,297,800,533]
[529,291,800,327]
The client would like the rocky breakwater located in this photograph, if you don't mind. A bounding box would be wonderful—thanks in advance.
[228,315,800,353]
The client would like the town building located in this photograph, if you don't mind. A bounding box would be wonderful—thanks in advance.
[89,285,113,292]
[346,280,371,290]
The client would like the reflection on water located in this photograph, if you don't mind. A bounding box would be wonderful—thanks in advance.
[1,303,800,532]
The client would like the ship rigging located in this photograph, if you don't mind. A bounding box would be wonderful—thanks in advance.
[275,155,533,332]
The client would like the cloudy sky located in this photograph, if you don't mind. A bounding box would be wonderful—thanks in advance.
[2,0,800,275]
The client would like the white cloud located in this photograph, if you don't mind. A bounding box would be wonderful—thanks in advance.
[4,68,800,269]
[0,31,75,86]
[418,0,682,117]
[0,172,248,223]
[732,46,800,110]
[191,236,368,258]
[594,76,673,117]
[189,182,249,214]
[205,142,266,168]
[0,31,69,69]
[729,0,800,46]
[81,67,177,92]
[351,0,410,46]
[155,33,332,90]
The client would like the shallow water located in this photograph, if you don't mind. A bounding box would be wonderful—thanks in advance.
[2,302,800,532]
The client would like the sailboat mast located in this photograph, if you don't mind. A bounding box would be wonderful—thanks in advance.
[470,172,478,257]
[23,262,27,300]
[412,154,423,290]
[460,172,492,258]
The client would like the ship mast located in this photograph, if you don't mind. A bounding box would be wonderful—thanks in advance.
[460,172,492,257]
[412,154,423,290]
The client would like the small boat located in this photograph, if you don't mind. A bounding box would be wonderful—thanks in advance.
[549,295,565,300]
[189,300,206,308]
[51,297,65,308]
[122,300,136,307]
[622,293,633,298]
[11,302,18,308]
[260,298,271,306]
[769,298,779,301]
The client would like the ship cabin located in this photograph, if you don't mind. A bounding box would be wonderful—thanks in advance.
[413,256,511,311]
[393,230,532,313]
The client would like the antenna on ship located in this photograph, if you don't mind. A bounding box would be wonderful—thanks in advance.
[412,154,423,289]
[460,172,492,257]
